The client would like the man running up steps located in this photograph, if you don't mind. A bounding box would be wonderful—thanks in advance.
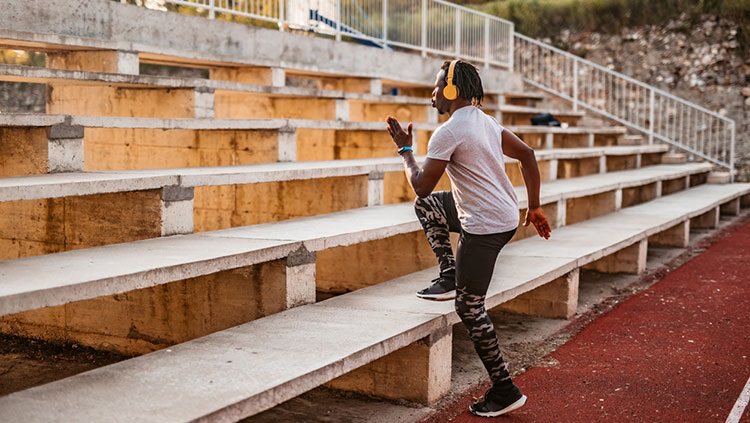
[385,59,551,417]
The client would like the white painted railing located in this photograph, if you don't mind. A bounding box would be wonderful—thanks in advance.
[515,33,736,178]
[140,0,514,68]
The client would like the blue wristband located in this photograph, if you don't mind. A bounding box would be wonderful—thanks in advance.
[398,145,413,155]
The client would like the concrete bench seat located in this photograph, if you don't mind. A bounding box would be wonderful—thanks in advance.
[1,182,746,421]
[0,145,670,202]
[1,64,583,127]
[0,162,713,318]
[0,113,629,177]
[0,151,685,263]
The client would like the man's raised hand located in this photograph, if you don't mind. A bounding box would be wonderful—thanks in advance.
[385,116,413,148]
[524,206,551,240]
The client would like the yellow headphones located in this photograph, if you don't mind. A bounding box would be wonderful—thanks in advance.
[443,60,459,101]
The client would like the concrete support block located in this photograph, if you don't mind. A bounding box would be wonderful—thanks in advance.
[544,133,554,150]
[720,198,741,216]
[335,100,349,121]
[161,186,194,236]
[47,124,84,173]
[327,327,452,405]
[691,206,720,229]
[635,154,642,168]
[649,220,690,248]
[47,50,139,74]
[585,239,648,275]
[412,130,421,155]
[615,189,623,211]
[277,128,297,162]
[587,133,595,148]
[661,153,687,164]
[655,180,663,198]
[548,159,559,181]
[497,269,580,319]
[426,107,438,124]
[370,79,383,95]
[368,171,385,207]
[284,246,317,308]
[599,155,607,174]
[556,199,567,228]
[707,171,731,184]
[194,88,215,118]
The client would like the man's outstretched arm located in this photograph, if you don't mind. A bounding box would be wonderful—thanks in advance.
[501,129,551,239]
[386,117,447,198]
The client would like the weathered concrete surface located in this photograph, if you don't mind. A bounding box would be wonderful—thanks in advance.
[1,184,747,421]
[0,0,520,91]
[0,236,299,316]
[0,169,740,318]
[0,305,446,422]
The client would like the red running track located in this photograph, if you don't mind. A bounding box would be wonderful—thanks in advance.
[441,218,750,423]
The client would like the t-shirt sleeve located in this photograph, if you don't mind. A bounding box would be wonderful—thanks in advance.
[426,126,458,161]
[489,115,506,143]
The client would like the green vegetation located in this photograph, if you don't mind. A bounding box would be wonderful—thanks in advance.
[468,0,749,51]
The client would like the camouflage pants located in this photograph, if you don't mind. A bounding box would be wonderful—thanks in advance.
[414,191,518,392]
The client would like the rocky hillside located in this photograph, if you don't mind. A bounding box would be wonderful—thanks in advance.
[546,14,749,180]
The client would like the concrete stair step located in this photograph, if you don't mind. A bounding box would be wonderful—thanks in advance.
[0,113,629,178]
[0,163,713,317]
[0,145,670,202]
[0,182,747,421]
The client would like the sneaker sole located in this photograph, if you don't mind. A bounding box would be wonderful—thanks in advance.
[415,291,456,301]
[469,395,527,418]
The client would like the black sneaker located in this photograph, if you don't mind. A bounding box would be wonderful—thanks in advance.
[415,276,456,301]
[469,387,527,418]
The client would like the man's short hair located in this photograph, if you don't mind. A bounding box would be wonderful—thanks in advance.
[441,60,484,107]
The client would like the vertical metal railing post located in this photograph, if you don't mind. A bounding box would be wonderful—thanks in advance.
[455,8,461,58]
[729,120,736,182]
[572,59,578,111]
[483,17,489,68]
[208,0,215,19]
[648,88,655,144]
[279,0,285,31]
[335,0,341,41]
[382,0,388,48]
[508,23,514,70]
[421,0,427,58]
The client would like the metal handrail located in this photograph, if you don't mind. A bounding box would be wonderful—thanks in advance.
[514,33,736,178]
[136,0,514,68]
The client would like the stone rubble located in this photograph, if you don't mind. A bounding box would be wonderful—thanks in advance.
[547,13,749,180]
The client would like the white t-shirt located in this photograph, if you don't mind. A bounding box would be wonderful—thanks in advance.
[426,106,519,234]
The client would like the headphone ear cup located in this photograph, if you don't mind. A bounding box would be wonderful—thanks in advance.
[443,84,458,101]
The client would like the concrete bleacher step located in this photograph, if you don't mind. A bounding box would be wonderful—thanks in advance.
[1,182,747,421]
[0,113,626,176]
[0,160,702,265]
[0,163,714,355]
[0,145,670,203]
[1,64,558,125]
